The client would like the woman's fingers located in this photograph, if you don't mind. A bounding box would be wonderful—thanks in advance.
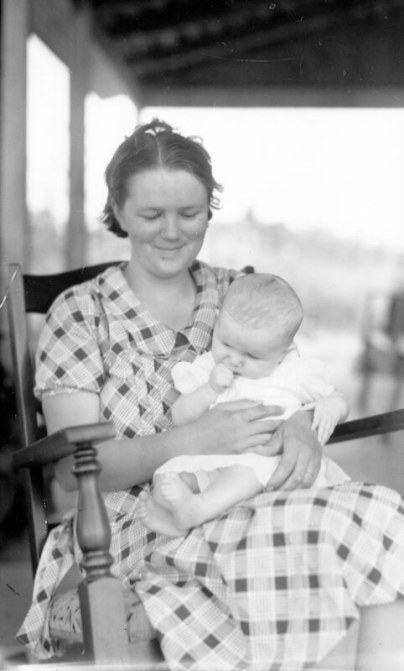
[267,452,318,491]
[203,402,284,454]
[248,418,282,437]
[281,456,319,491]
[219,400,284,418]
[257,404,284,417]
[248,437,281,454]
[236,404,284,443]
[243,404,284,421]
[215,401,285,437]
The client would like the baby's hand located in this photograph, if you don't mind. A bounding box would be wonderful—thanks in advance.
[209,364,234,394]
[310,395,348,446]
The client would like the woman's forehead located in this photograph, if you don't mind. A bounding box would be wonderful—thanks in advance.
[126,168,207,200]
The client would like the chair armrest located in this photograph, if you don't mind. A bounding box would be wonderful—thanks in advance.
[12,419,130,662]
[13,422,116,468]
[328,409,404,444]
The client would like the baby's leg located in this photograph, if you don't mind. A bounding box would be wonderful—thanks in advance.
[137,487,185,537]
[158,464,262,531]
[138,471,201,537]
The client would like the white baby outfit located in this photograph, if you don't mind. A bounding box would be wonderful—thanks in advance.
[155,349,350,489]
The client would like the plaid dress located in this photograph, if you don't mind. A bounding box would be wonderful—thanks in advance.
[17,262,404,669]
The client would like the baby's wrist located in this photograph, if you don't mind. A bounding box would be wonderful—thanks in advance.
[208,381,223,397]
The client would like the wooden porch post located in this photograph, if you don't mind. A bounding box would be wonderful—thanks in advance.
[65,5,90,269]
[0,0,29,362]
[0,0,29,272]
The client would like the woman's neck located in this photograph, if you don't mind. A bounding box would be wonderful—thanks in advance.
[124,264,196,332]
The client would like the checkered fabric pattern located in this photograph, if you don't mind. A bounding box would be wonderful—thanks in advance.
[16,262,404,669]
[134,483,404,671]
[17,260,237,658]
[34,261,235,440]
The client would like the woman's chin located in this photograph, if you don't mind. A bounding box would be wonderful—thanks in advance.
[153,252,197,276]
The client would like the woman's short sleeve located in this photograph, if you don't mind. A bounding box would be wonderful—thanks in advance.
[34,288,105,401]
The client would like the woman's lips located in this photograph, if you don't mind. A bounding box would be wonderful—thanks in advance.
[156,245,183,252]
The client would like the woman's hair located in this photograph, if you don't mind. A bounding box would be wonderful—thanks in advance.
[223,273,304,343]
[101,118,222,237]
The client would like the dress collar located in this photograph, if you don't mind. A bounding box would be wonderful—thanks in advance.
[96,261,217,358]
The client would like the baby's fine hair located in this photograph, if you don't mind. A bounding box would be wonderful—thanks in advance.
[223,273,303,342]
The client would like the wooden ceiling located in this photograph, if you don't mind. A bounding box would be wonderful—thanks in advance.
[87,0,404,106]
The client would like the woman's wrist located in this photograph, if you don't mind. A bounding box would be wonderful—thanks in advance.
[164,422,203,460]
[289,409,314,427]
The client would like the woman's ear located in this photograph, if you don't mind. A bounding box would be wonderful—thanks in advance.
[112,201,126,231]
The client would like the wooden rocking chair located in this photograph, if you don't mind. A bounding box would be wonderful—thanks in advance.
[6,262,165,669]
[5,261,404,668]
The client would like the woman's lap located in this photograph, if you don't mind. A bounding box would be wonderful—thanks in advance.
[119,482,404,670]
[20,482,404,667]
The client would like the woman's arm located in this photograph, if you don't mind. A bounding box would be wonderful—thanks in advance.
[171,384,219,426]
[44,392,283,492]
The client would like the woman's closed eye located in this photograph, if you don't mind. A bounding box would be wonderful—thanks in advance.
[180,209,200,219]
[139,209,200,221]
[142,211,161,221]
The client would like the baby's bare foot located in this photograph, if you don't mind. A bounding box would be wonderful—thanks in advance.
[159,474,206,530]
[159,473,193,507]
[137,490,184,537]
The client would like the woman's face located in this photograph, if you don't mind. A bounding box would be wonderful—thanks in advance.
[113,168,209,280]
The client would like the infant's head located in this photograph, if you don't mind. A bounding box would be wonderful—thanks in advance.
[211,273,303,379]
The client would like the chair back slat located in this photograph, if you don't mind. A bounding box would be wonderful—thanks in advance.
[8,264,37,446]
[23,262,122,313]
[8,264,50,569]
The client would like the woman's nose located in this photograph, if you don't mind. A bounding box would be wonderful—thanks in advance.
[160,215,180,239]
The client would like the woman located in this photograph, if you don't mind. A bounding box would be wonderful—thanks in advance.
[19,119,404,669]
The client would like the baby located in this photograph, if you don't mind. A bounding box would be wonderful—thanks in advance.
[138,273,349,537]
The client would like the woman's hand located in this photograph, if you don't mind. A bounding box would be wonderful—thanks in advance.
[261,410,322,491]
[192,400,284,456]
